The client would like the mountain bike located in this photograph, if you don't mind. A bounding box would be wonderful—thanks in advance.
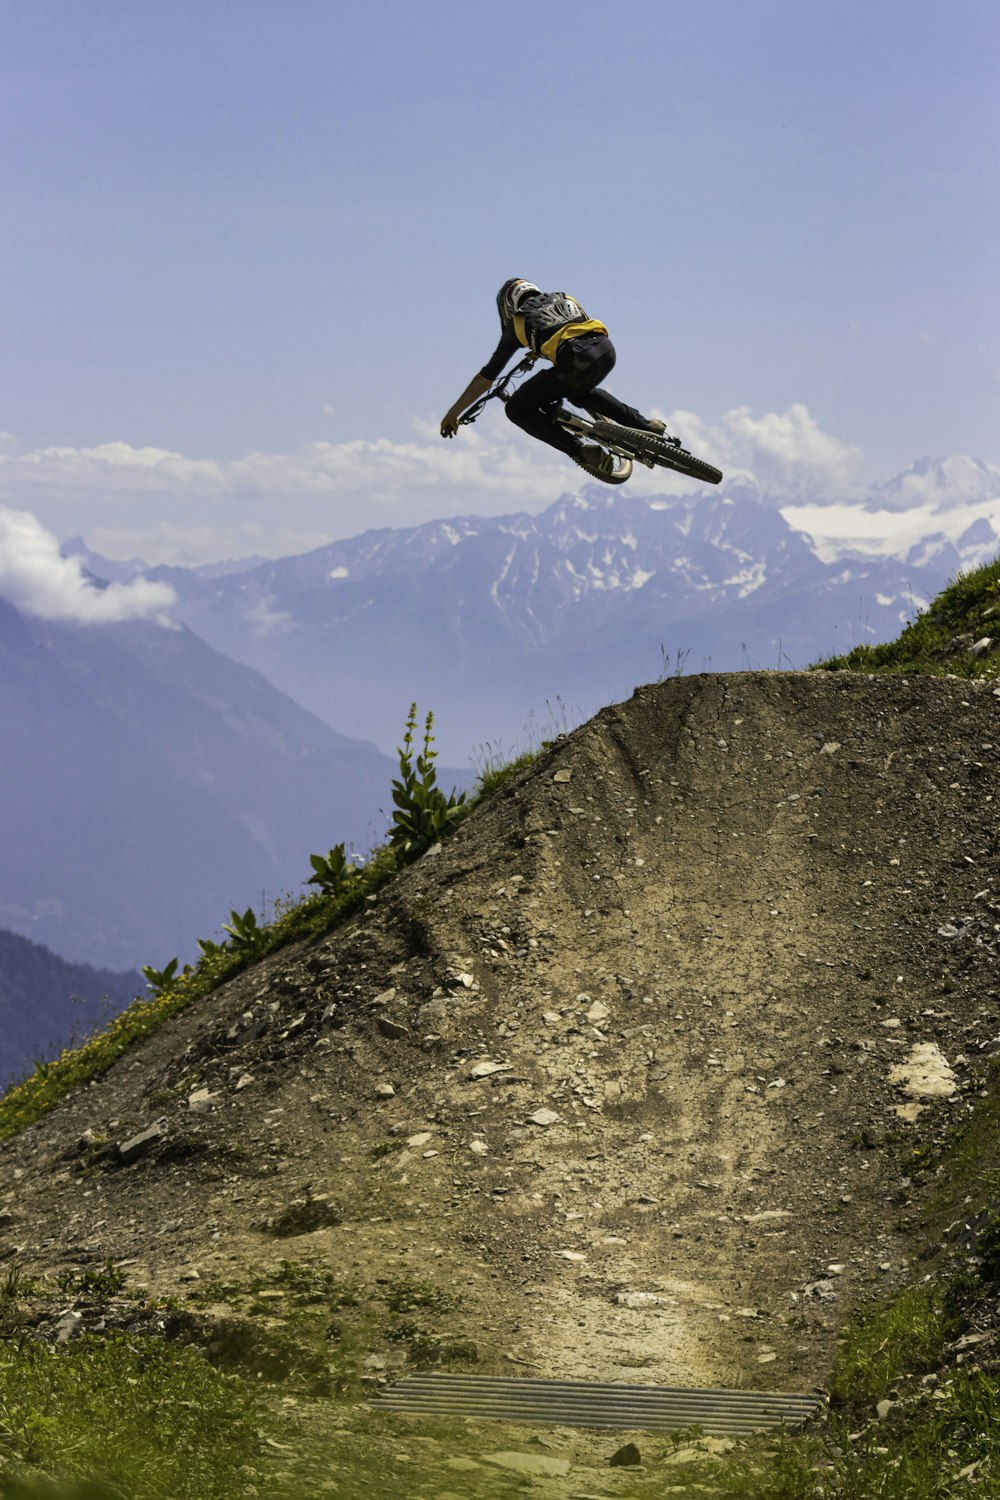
[459,354,723,487]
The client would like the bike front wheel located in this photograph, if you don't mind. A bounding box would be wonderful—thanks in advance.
[589,421,723,486]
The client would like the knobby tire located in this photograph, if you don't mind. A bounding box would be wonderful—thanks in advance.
[589,421,723,486]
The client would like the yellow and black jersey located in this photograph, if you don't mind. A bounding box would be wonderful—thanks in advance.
[480,291,608,380]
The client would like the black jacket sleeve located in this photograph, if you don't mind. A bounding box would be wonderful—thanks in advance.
[479,324,521,381]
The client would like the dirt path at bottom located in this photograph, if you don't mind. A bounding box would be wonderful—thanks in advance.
[3,672,999,1417]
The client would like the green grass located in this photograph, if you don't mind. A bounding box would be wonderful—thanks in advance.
[0,1334,264,1500]
[814,555,1000,677]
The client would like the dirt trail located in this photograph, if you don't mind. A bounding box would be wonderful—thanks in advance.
[3,671,999,1400]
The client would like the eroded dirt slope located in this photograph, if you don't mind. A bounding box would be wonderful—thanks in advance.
[3,671,999,1395]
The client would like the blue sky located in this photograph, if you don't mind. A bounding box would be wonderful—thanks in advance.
[0,0,997,565]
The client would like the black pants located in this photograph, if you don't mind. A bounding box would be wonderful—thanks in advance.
[504,333,655,458]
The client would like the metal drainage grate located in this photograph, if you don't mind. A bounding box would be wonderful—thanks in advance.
[370,1373,823,1434]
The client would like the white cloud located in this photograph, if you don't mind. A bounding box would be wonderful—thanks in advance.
[0,402,868,565]
[0,508,177,624]
[0,403,857,508]
[649,404,864,498]
[0,422,570,507]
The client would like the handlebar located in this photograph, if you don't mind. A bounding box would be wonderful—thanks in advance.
[459,354,537,425]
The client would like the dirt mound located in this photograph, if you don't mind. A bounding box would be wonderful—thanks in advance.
[3,671,999,1394]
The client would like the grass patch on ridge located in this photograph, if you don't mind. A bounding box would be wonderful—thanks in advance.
[814,555,1000,678]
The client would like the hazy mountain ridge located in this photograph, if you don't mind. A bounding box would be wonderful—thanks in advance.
[0,925,141,1085]
[64,457,1000,757]
[0,595,398,972]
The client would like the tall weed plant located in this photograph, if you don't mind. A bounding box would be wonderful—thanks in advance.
[0,705,476,1143]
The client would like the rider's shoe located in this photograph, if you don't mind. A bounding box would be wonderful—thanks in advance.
[575,443,618,481]
[646,417,682,448]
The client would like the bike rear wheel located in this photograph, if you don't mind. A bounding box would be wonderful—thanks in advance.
[590,421,723,486]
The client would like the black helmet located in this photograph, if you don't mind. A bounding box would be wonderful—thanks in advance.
[496,278,539,324]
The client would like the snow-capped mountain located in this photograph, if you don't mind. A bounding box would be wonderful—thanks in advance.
[868,456,1000,512]
[65,458,1000,760]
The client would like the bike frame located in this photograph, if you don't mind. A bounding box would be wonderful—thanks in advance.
[457,353,722,487]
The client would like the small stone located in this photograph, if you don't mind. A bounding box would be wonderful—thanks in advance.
[235,1073,254,1091]
[377,1016,409,1039]
[373,988,397,1006]
[528,1108,560,1126]
[179,1267,201,1281]
[55,1310,83,1342]
[375,1083,396,1098]
[407,1132,432,1147]
[552,770,573,783]
[481,1452,570,1478]
[117,1120,168,1162]
[469,1139,488,1156]
[263,1195,340,1237]
[468,1060,509,1080]
[187,1088,217,1113]
[609,1442,642,1467]
[805,1279,838,1302]
[554,1250,587,1262]
[586,1000,610,1023]
[615,1291,663,1308]
[888,1042,957,1101]
[876,1399,895,1420]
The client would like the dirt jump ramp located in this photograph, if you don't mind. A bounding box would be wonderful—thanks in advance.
[3,670,998,1394]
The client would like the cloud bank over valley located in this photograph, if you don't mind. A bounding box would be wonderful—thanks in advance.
[0,402,876,568]
[0,508,176,624]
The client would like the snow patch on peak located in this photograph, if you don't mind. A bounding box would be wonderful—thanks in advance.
[871,455,1000,512]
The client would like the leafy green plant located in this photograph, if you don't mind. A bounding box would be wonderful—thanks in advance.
[389,704,467,857]
[220,907,263,955]
[306,843,357,897]
[55,1261,127,1299]
[140,958,181,997]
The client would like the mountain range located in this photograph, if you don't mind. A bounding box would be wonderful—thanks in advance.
[65,456,1000,760]
[3,451,996,987]
[0,925,141,1085]
[0,595,396,972]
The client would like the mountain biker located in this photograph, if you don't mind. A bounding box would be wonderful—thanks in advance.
[440,280,666,482]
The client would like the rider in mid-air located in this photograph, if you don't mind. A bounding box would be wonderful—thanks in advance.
[440,279,666,482]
